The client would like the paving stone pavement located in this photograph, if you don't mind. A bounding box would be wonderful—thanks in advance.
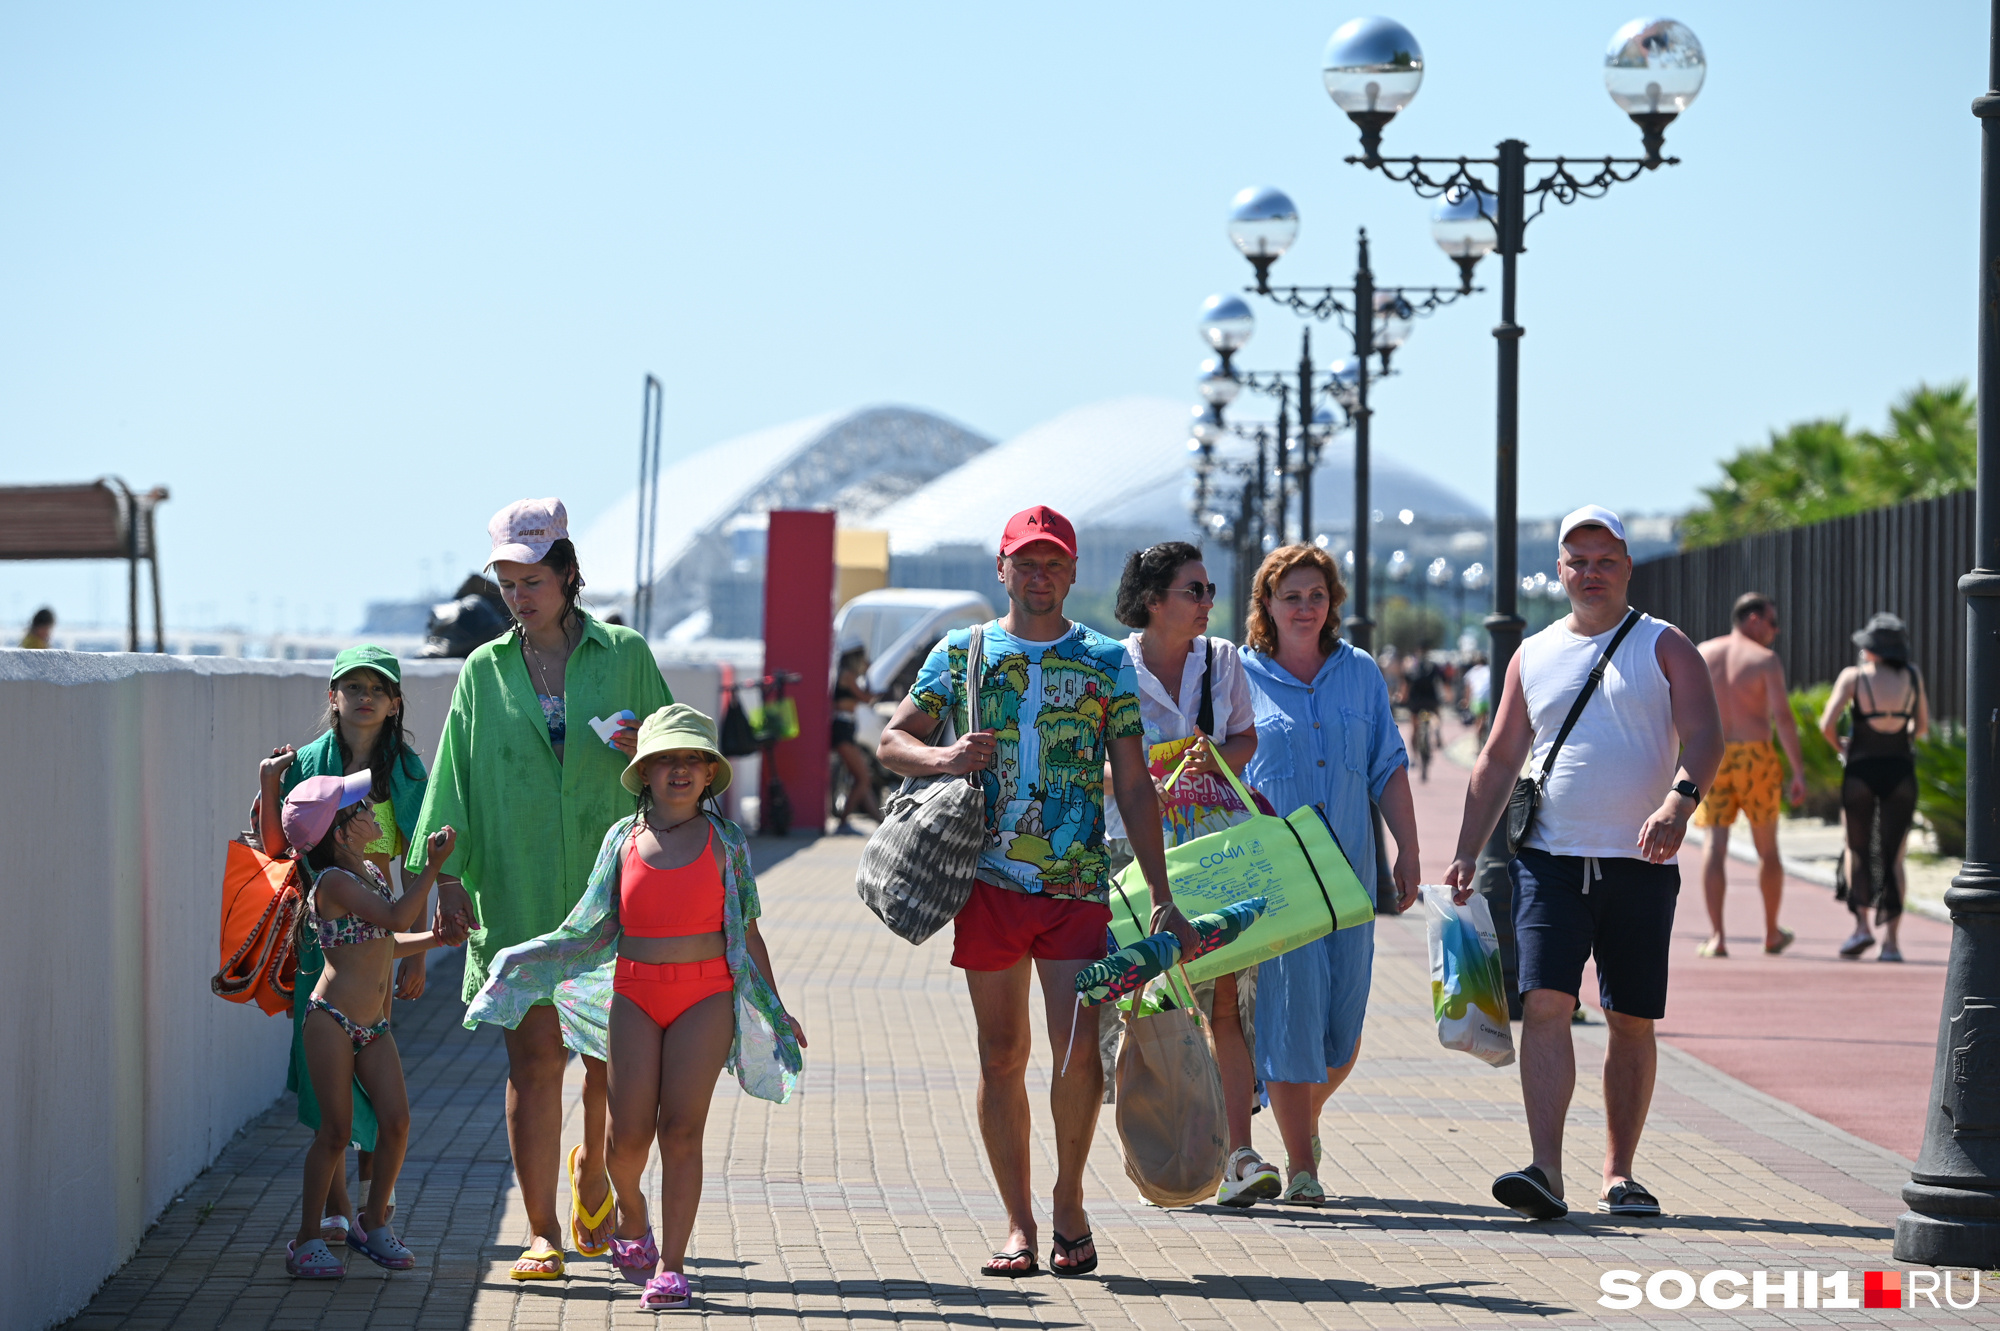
[64,835,1999,1329]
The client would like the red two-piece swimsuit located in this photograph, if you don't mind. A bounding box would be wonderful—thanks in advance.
[615,826,734,1029]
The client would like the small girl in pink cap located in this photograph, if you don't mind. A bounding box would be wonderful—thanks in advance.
[281,772,456,1280]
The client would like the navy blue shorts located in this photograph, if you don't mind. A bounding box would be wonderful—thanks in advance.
[1510,848,1679,1020]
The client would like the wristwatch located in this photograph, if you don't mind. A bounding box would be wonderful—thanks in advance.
[1672,779,1702,804]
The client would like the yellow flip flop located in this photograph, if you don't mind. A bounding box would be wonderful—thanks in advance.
[567,1143,615,1257]
[508,1245,566,1281]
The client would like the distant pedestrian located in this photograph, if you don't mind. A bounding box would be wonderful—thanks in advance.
[410,498,674,1280]
[876,504,1194,1278]
[1101,540,1274,1208]
[19,606,53,648]
[1817,613,1928,963]
[1693,593,1809,957]
[1239,543,1421,1207]
[1443,505,1721,1221]
[1462,653,1492,744]
[831,638,882,830]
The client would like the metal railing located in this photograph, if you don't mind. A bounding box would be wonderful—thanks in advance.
[1627,490,1973,722]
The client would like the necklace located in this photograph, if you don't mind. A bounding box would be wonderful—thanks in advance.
[522,617,574,697]
[645,811,703,837]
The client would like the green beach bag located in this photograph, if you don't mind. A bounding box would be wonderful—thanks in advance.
[1107,758,1373,986]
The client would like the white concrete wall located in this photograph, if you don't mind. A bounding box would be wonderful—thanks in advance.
[0,650,460,1330]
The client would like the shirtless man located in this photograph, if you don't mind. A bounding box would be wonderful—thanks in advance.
[1692,593,1808,957]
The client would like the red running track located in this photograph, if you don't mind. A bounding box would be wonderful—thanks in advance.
[1402,717,1947,1161]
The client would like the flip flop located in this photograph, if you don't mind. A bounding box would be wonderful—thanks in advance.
[508,1245,566,1281]
[568,1144,615,1257]
[1492,1165,1568,1221]
[610,1228,660,1285]
[639,1270,692,1311]
[1596,1179,1662,1216]
[1764,927,1796,955]
[1049,1230,1097,1278]
[979,1248,1039,1278]
[1696,938,1727,958]
[1279,1172,1326,1206]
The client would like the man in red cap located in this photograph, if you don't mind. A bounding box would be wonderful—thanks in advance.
[880,504,1193,1279]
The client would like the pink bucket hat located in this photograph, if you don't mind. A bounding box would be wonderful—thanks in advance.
[487,497,569,567]
[281,771,375,853]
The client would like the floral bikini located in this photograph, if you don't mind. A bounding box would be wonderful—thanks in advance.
[305,861,396,1050]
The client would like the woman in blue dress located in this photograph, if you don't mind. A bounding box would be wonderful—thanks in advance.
[1240,544,1423,1205]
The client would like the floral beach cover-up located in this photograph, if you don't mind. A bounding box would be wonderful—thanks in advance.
[465,811,801,1104]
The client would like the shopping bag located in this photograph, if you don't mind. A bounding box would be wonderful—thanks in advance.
[211,839,305,1016]
[1421,884,1515,1068]
[1107,759,1372,985]
[1113,1001,1226,1207]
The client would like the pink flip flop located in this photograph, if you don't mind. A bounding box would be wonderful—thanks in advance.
[609,1228,660,1286]
[639,1270,691,1311]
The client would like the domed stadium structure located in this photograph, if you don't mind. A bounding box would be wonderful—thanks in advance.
[577,396,1487,641]
[578,406,993,637]
[876,396,1486,626]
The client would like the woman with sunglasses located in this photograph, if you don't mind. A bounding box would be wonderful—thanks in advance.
[1100,541,1276,1206]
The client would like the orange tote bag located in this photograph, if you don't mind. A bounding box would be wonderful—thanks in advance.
[211,839,305,1016]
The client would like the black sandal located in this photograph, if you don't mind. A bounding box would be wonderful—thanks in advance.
[1049,1230,1097,1277]
[1596,1179,1662,1216]
[980,1248,1039,1278]
[1491,1165,1569,1221]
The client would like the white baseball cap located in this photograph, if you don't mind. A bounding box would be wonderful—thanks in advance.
[487,497,569,567]
[1557,504,1627,547]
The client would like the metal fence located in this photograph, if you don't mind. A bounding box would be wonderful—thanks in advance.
[1627,489,1973,723]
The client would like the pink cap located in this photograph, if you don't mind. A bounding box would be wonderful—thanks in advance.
[488,497,569,567]
[999,504,1077,558]
[281,771,375,853]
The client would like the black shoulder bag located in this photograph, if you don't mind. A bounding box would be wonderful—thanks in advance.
[1503,610,1641,857]
[1195,639,1215,736]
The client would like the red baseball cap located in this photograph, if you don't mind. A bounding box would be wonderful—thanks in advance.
[999,505,1077,558]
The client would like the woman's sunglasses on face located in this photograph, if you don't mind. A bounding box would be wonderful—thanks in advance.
[1171,582,1218,604]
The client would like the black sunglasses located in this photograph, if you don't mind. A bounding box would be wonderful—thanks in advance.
[1171,582,1218,604]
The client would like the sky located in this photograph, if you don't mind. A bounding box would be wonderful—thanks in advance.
[0,2,1986,636]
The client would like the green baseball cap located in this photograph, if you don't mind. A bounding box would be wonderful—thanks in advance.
[329,644,402,687]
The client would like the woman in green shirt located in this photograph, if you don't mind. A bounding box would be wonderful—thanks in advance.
[412,498,673,1280]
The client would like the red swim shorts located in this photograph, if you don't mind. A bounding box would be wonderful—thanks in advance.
[614,955,733,1029]
[951,878,1112,972]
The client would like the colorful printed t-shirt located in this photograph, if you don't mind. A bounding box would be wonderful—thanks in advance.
[910,621,1142,904]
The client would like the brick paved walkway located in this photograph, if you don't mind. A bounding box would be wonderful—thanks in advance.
[65,836,1998,1328]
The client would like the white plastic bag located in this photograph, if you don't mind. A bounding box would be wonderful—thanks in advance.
[1421,884,1516,1068]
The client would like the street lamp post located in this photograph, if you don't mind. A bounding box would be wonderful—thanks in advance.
[1893,0,2000,1271]
[1226,185,1473,652]
[1322,13,1705,687]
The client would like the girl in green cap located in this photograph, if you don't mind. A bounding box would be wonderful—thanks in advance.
[468,703,804,1313]
[257,644,445,1244]
[410,508,674,1280]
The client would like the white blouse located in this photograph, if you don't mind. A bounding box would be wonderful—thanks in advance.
[1105,632,1257,840]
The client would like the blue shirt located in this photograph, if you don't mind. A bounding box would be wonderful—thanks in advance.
[1239,641,1407,882]
[910,621,1143,902]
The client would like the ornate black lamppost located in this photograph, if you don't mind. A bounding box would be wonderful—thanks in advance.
[1223,185,1473,652]
[1894,0,2000,1271]
[1324,13,1705,684]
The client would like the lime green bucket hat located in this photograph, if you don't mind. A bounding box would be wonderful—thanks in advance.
[621,703,733,797]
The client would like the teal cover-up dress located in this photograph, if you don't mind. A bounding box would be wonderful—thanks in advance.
[465,810,802,1104]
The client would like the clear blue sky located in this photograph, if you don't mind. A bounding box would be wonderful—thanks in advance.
[0,2,1984,635]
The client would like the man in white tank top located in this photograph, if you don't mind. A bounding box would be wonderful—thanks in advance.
[1443,505,1722,1222]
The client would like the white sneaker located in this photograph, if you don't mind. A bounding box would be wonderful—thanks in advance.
[1216,1148,1281,1207]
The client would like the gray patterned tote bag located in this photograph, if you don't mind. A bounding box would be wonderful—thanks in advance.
[854,624,989,944]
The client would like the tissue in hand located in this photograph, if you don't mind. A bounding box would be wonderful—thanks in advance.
[587,710,637,748]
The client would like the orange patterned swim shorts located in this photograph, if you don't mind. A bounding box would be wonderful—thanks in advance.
[1693,739,1783,827]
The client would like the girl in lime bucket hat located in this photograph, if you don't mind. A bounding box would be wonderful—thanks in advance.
[467,704,805,1312]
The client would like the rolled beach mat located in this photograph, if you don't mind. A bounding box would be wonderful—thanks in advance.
[1075,897,1266,1006]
